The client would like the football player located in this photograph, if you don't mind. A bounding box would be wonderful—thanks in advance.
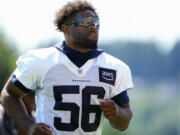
[1,0,134,135]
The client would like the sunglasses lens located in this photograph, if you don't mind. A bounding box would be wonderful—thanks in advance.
[78,17,99,28]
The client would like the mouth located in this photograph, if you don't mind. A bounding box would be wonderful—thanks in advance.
[88,32,98,40]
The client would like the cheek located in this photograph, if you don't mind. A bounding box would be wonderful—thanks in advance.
[73,29,88,39]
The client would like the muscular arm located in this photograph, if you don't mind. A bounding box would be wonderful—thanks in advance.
[0,78,35,134]
[100,100,132,131]
[109,103,132,131]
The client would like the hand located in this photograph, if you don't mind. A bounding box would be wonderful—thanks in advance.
[99,99,120,120]
[33,123,52,135]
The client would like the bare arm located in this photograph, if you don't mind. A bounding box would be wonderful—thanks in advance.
[1,78,53,135]
[100,99,132,131]
[0,78,35,134]
[109,103,132,131]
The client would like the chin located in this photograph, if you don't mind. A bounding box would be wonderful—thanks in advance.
[85,39,98,49]
[74,38,98,50]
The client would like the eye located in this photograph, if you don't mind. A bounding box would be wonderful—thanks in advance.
[86,21,91,25]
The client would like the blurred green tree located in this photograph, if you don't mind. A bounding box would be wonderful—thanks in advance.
[0,30,18,92]
[170,40,180,87]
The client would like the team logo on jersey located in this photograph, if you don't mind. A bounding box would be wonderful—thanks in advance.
[77,69,83,74]
[99,67,116,85]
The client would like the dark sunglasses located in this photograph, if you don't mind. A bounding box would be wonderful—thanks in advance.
[67,16,100,29]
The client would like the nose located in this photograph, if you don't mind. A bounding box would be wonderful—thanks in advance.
[90,24,96,29]
[89,24,99,30]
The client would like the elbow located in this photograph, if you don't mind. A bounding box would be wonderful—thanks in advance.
[111,123,129,131]
[119,124,129,131]
[110,121,130,131]
[1,88,9,106]
[118,110,133,131]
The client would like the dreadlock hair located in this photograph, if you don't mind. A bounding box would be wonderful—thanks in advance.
[54,0,98,32]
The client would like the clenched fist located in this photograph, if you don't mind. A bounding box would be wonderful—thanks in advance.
[99,99,120,120]
[33,123,52,135]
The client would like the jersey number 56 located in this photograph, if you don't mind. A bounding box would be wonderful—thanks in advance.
[53,85,105,132]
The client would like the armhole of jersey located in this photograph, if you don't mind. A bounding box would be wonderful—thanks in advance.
[111,90,129,107]
[11,74,34,94]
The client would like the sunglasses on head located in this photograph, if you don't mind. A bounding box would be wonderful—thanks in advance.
[67,16,100,29]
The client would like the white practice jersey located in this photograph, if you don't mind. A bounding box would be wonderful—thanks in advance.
[13,43,133,135]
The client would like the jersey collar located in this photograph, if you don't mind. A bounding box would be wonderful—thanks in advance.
[55,41,104,77]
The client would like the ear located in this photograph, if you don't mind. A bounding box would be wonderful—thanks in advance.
[61,24,69,34]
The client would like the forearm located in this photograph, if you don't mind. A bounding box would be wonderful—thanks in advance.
[1,88,35,131]
[109,107,132,131]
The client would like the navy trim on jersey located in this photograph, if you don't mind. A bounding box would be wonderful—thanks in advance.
[111,90,129,107]
[11,74,33,94]
[55,41,103,68]
[55,46,63,52]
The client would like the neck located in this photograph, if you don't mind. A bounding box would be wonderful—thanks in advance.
[65,40,93,53]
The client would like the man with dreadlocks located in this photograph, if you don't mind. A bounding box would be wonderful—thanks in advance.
[1,0,133,135]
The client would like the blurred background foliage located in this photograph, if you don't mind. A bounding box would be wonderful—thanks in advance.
[0,28,179,135]
[0,29,18,90]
